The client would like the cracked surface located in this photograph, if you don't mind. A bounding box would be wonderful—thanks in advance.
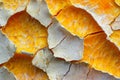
[63,63,120,80]
[2,11,48,54]
[67,0,120,51]
[0,66,16,80]
[48,19,84,61]
[109,15,120,51]
[110,15,120,30]
[82,32,120,78]
[52,34,83,61]
[56,6,102,38]
[44,0,120,78]
[87,68,120,80]
[0,0,29,26]
[45,0,120,78]
[33,48,119,80]
[4,54,48,80]
[45,0,71,15]
[0,0,120,79]
[48,19,68,48]
[27,0,52,27]
[0,30,15,64]
[63,63,89,80]
[32,48,70,80]
[70,0,120,36]
[109,30,120,50]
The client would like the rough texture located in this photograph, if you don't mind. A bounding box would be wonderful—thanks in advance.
[33,48,119,80]
[48,19,68,48]
[32,48,70,80]
[52,34,83,61]
[0,0,120,79]
[70,0,120,36]
[87,69,120,80]
[56,6,102,38]
[109,30,120,50]
[27,0,52,27]
[63,63,89,80]
[111,15,120,30]
[82,32,120,78]
[48,19,84,61]
[63,63,119,80]
[2,11,48,54]
[0,0,29,26]
[45,0,71,15]
[4,54,49,80]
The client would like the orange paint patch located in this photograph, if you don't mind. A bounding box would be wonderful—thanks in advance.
[56,6,102,38]
[2,11,48,54]
[82,32,120,78]
[109,30,120,49]
[46,0,71,15]
[2,0,29,11]
[4,54,48,80]
[70,0,120,23]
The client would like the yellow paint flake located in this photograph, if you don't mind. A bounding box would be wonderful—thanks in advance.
[82,32,120,78]
[2,11,48,54]
[56,6,102,38]
[45,0,71,15]
[4,54,48,80]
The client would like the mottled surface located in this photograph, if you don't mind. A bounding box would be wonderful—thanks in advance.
[2,11,48,54]
[0,0,29,26]
[4,54,49,80]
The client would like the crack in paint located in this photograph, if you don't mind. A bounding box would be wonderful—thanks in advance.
[62,63,72,80]
[51,35,67,50]
[84,31,104,38]
[109,13,120,31]
[86,67,91,80]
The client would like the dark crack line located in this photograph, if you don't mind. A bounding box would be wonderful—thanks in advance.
[109,13,120,26]
[62,63,72,80]
[84,31,104,38]
[47,20,54,29]
[109,13,120,30]
[54,9,62,16]
[51,35,67,49]
[86,67,91,80]
[46,9,62,29]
